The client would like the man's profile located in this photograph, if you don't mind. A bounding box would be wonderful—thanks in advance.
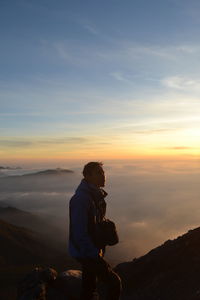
[69,161,121,300]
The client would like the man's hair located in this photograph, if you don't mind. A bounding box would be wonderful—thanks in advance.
[82,161,103,177]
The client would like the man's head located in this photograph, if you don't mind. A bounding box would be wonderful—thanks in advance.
[83,161,105,188]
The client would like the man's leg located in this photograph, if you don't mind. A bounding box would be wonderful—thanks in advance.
[95,257,121,300]
[78,257,121,300]
[79,258,98,300]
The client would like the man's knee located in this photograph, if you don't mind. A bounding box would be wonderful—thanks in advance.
[97,258,121,290]
[109,270,122,291]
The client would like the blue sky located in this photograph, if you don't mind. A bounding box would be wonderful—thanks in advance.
[0,0,200,162]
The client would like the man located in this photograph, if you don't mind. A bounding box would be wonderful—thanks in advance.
[69,162,121,300]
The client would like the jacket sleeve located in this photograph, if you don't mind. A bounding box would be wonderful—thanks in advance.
[70,193,99,258]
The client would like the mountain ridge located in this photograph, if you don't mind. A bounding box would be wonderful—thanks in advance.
[23,168,74,176]
[0,206,67,252]
[0,168,74,179]
[116,225,200,300]
[0,219,76,300]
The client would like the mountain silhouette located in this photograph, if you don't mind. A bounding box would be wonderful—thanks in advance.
[0,168,75,192]
[0,206,66,250]
[116,226,200,300]
[23,168,74,177]
[0,166,21,170]
[0,219,70,266]
[0,220,76,300]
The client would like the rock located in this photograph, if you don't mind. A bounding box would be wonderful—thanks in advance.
[47,269,106,300]
[115,226,200,300]
[47,269,82,300]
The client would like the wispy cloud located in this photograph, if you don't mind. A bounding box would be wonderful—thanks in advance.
[45,39,200,66]
[0,140,33,148]
[126,45,176,60]
[0,112,45,117]
[38,39,200,94]
[110,72,131,83]
[166,146,195,150]
[97,43,200,63]
[40,137,88,144]
[0,137,88,148]
[161,76,200,91]
[52,40,99,66]
[83,24,98,35]
[133,128,180,135]
[53,43,72,63]
[180,1,200,25]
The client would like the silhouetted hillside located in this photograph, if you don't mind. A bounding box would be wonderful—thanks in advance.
[0,206,66,250]
[0,206,46,231]
[0,219,67,266]
[0,220,76,300]
[0,218,74,271]
[116,226,200,300]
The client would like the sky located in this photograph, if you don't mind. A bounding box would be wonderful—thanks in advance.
[0,0,200,163]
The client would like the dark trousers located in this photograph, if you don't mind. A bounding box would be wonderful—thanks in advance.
[77,257,121,300]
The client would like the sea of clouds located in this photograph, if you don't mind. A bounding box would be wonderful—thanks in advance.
[0,159,200,264]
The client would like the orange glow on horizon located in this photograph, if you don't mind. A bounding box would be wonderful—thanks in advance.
[1,149,199,166]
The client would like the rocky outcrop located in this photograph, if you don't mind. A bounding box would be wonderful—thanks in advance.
[47,270,82,300]
[21,268,105,300]
[115,226,200,300]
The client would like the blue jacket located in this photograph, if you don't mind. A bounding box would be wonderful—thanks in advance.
[69,179,107,259]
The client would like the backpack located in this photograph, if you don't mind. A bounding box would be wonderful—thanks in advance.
[17,266,57,300]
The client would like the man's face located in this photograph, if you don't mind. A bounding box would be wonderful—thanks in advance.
[88,166,106,187]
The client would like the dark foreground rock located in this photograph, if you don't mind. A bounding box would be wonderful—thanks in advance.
[47,269,82,300]
[17,267,81,300]
[115,226,200,300]
[18,268,106,300]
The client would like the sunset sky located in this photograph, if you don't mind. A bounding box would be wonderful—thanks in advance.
[1,0,200,163]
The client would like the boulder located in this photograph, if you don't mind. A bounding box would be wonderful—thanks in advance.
[47,269,82,300]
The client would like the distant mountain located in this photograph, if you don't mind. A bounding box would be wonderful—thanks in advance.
[23,168,74,176]
[0,167,74,178]
[116,226,200,300]
[0,166,21,170]
[0,167,76,193]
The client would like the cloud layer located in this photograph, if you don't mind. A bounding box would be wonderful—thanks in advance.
[1,159,200,264]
